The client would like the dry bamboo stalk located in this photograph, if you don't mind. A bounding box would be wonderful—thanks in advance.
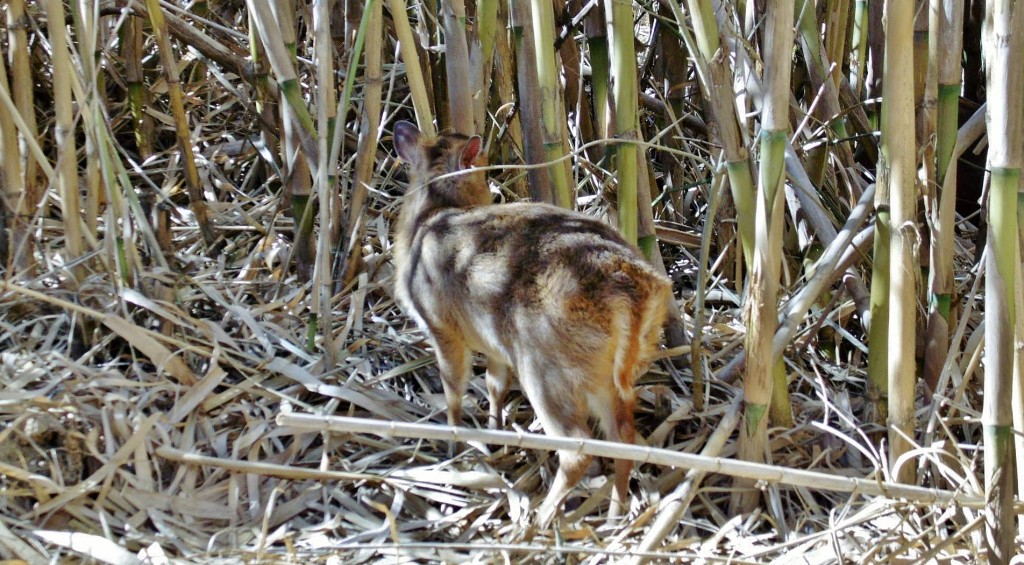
[509,0,553,203]
[627,397,741,563]
[343,0,384,290]
[882,0,918,486]
[531,0,572,208]
[277,413,998,509]
[44,0,88,279]
[442,0,474,135]
[0,49,22,271]
[311,0,337,369]
[6,0,40,273]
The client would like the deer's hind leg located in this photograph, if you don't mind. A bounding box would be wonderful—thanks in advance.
[517,360,593,527]
[430,331,473,426]
[485,359,512,429]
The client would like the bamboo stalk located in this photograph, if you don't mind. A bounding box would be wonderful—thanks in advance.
[510,0,553,204]
[585,4,611,138]
[71,0,101,239]
[6,0,40,274]
[442,0,475,134]
[343,0,384,287]
[924,0,965,396]
[982,1,1024,559]
[389,0,435,135]
[471,0,499,131]
[44,0,88,279]
[732,0,794,515]
[277,412,995,509]
[850,0,869,97]
[247,0,319,166]
[312,0,337,369]
[532,0,572,208]
[144,0,216,247]
[604,0,639,240]
[882,0,917,486]
[674,0,756,265]
[0,45,23,272]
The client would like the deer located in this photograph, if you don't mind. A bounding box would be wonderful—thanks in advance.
[391,121,671,526]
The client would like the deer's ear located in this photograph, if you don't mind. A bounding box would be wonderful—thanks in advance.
[460,136,482,169]
[393,121,421,163]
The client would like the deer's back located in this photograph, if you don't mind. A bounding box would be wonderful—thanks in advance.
[396,202,670,369]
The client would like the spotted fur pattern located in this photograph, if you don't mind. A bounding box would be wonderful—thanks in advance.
[392,121,671,525]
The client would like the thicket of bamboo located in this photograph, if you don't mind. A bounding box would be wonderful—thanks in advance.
[1,0,1021,562]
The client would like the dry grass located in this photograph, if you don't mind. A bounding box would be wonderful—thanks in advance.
[0,1,1012,563]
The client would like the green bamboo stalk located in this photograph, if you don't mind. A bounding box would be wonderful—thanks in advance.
[982,1,1024,559]
[124,15,153,159]
[796,0,855,176]
[389,0,435,136]
[533,0,572,209]
[247,0,319,166]
[881,0,917,486]
[850,0,868,97]
[44,0,87,279]
[674,0,756,265]
[731,0,794,515]
[603,0,639,241]
[145,0,216,247]
[924,0,965,395]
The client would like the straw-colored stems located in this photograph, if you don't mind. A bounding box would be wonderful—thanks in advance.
[866,206,890,427]
[471,0,498,132]
[343,0,384,287]
[123,16,153,159]
[585,7,610,138]
[880,0,917,485]
[532,0,572,209]
[44,0,87,277]
[144,0,215,247]
[732,0,793,515]
[823,0,850,84]
[311,0,337,368]
[676,0,755,264]
[982,3,1024,559]
[628,398,741,563]
[0,51,22,271]
[509,0,552,204]
[796,0,854,178]
[442,0,474,135]
[247,0,318,166]
[7,0,41,272]
[389,0,435,136]
[71,0,102,239]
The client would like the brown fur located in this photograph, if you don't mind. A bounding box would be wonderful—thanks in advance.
[392,122,671,525]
